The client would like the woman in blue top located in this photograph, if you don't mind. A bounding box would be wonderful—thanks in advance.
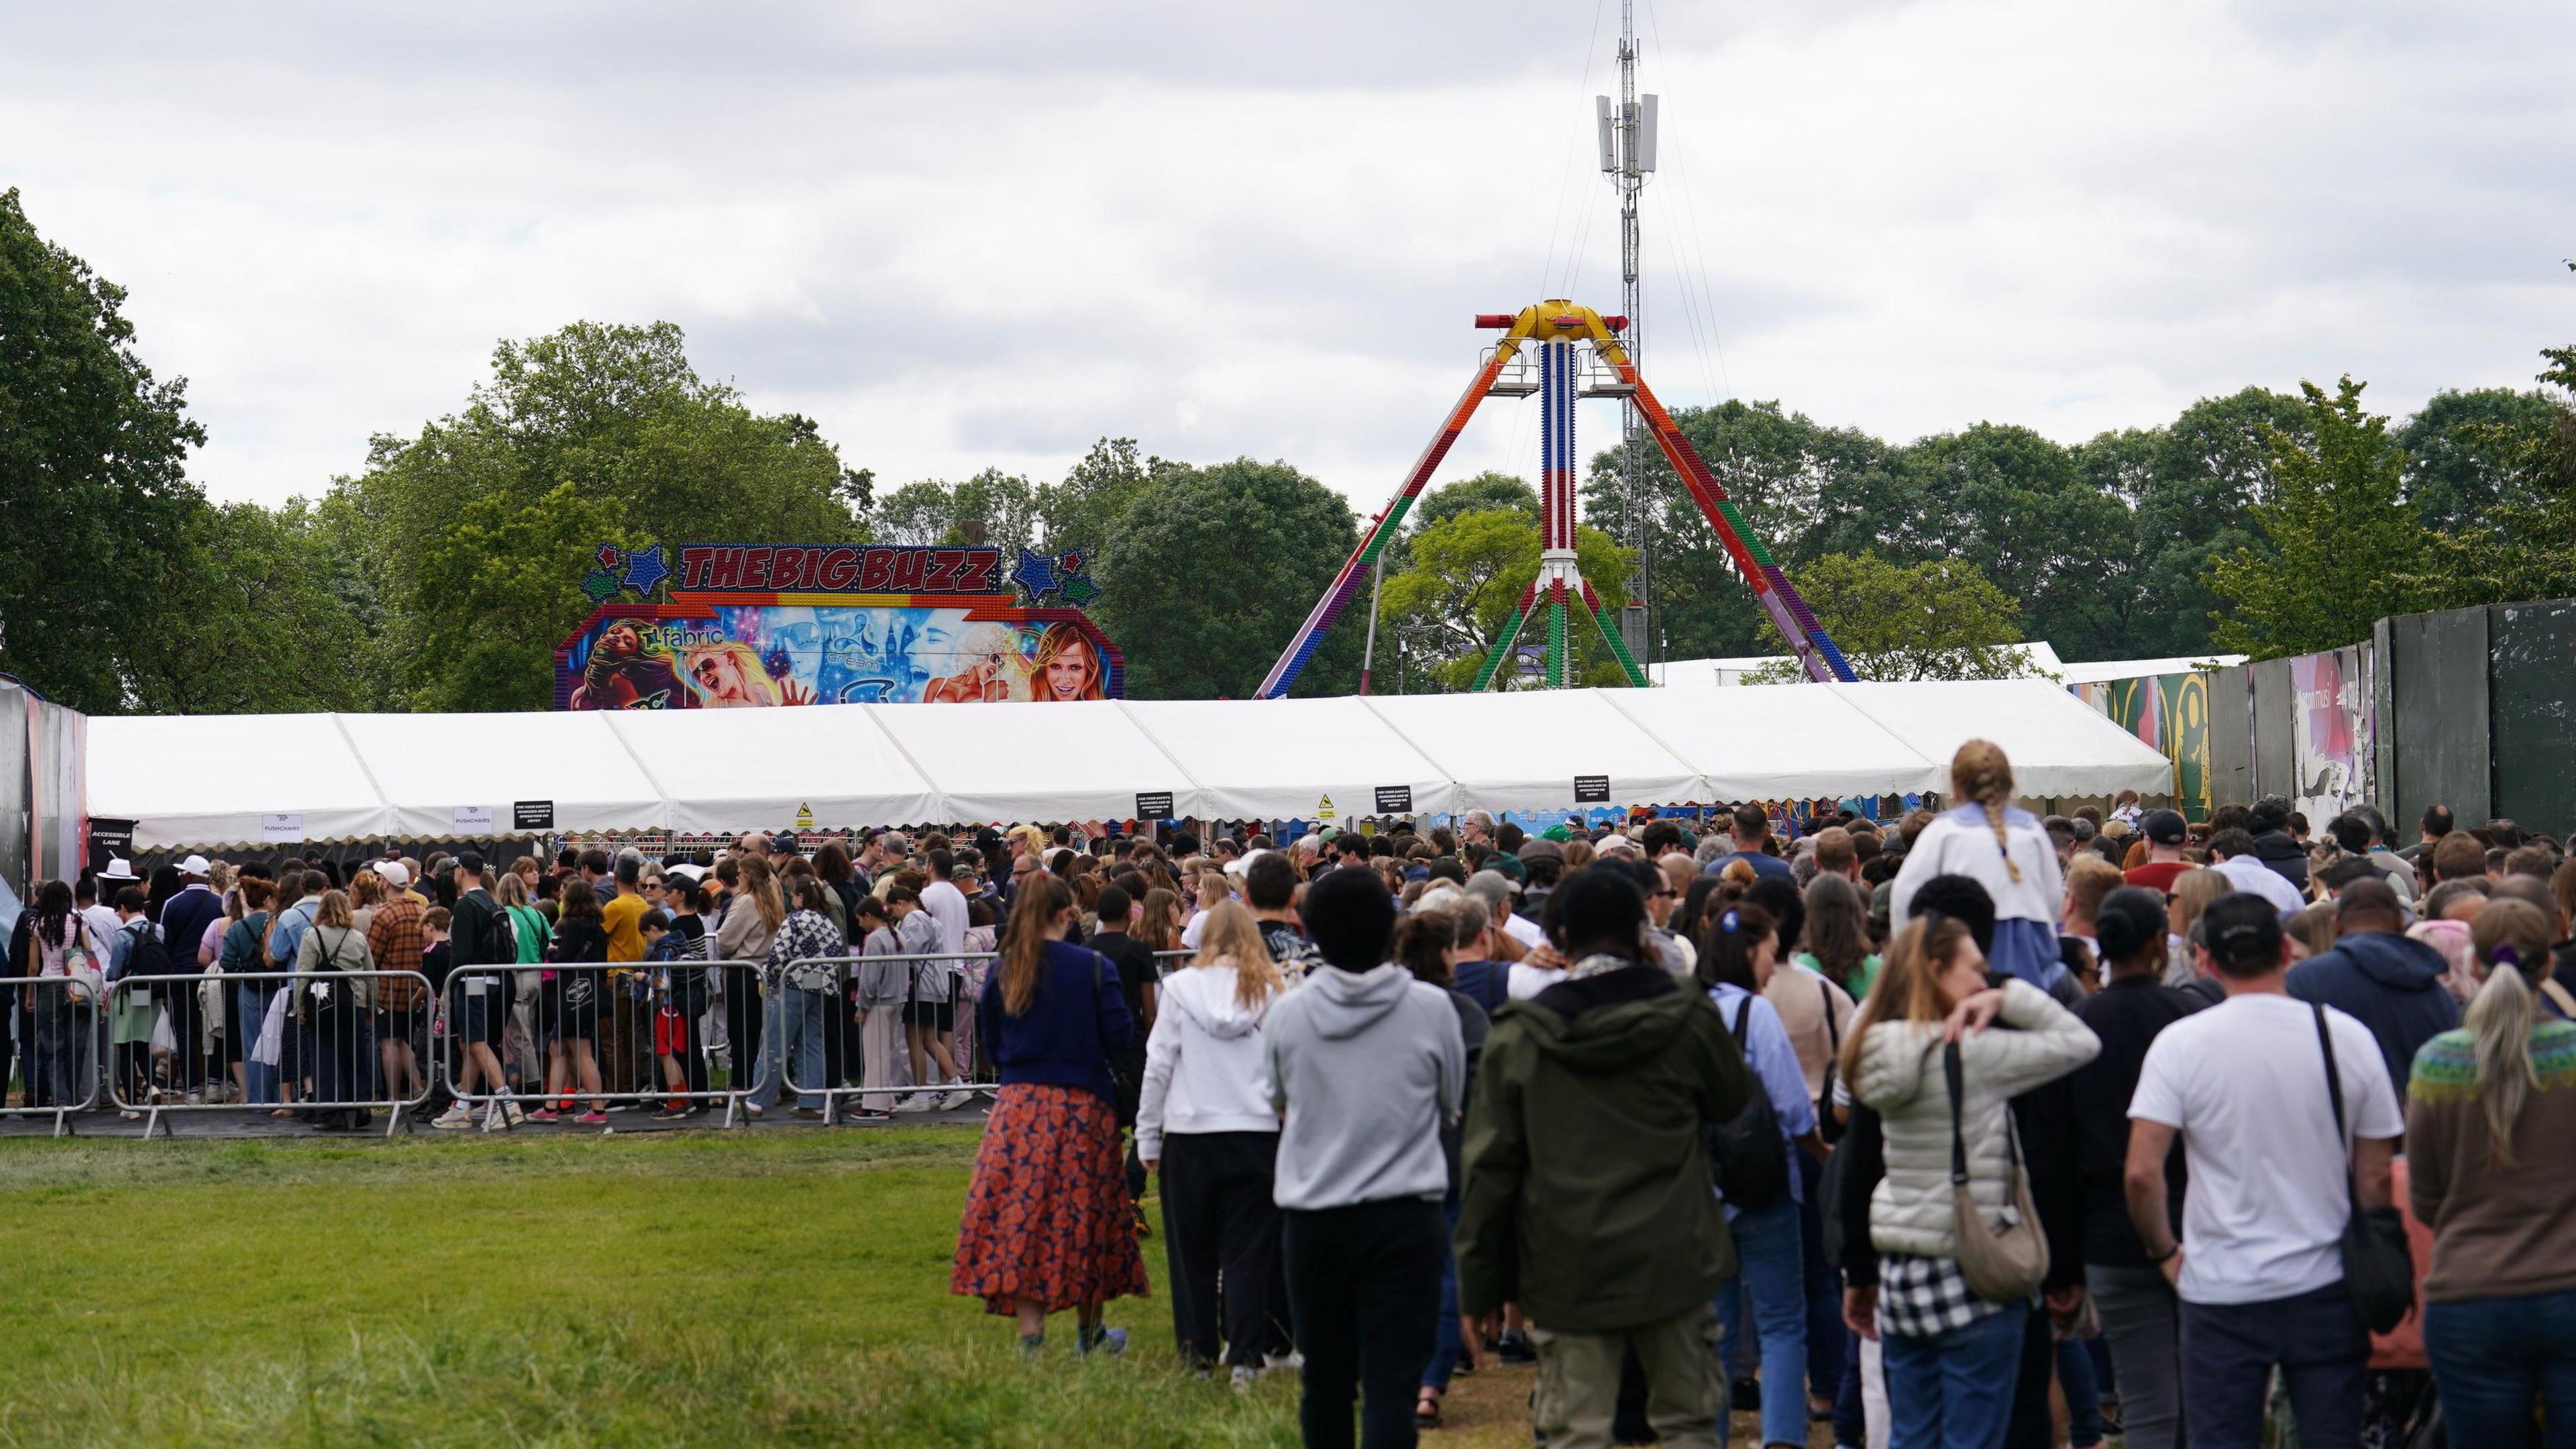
[949,875,1146,1357]
[1699,901,1823,1449]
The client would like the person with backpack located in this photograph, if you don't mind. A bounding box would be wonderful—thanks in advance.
[290,888,378,1132]
[22,881,102,1109]
[105,884,173,1116]
[1457,863,1750,1449]
[1697,900,1820,1449]
[437,855,523,1129]
[1845,906,2099,1449]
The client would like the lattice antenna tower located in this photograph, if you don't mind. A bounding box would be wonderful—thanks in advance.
[1599,1,1658,664]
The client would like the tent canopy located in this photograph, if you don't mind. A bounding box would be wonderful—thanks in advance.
[87,682,2181,850]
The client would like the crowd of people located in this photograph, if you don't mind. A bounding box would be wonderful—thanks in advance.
[5,755,2573,1446]
[946,749,2576,1449]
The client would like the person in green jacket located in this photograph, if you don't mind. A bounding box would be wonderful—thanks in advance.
[1455,863,1752,1449]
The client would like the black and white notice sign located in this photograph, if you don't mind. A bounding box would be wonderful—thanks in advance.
[1134,792,1175,821]
[513,800,556,831]
[1573,775,1612,804]
[1374,785,1414,814]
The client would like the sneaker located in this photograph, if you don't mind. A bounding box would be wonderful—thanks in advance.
[431,1104,476,1130]
[119,1110,142,1122]
[184,1091,204,1106]
[525,1108,560,1124]
[577,1110,608,1125]
[940,1088,975,1112]
[1077,1326,1128,1358]
[651,1106,700,1122]
[893,1096,930,1113]
[482,1102,527,1132]
[1231,1366,1258,1395]
[744,1102,765,1120]
[1262,1350,1303,1376]
[790,1107,824,1120]
[850,1110,892,1123]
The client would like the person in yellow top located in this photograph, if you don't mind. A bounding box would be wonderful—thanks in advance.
[598,855,651,1095]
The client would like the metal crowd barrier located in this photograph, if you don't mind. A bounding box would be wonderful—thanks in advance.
[777,951,998,1125]
[439,960,763,1130]
[2,975,105,1135]
[106,971,436,1139]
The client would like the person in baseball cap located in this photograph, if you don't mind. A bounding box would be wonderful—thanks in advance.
[2125,809,2195,894]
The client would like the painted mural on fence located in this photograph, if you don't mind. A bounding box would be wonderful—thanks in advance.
[555,542,1124,709]
[2073,672,2211,818]
[2288,645,2372,826]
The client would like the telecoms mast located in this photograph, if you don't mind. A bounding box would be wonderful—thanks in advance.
[1598,2,1658,664]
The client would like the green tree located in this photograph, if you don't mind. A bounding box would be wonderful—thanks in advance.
[1411,472,1538,533]
[2394,386,2564,532]
[2420,313,2576,603]
[1744,553,2030,683]
[2107,387,2312,655]
[1378,508,1635,692]
[1090,459,1362,698]
[115,500,374,714]
[2207,377,2440,659]
[1041,437,1183,564]
[333,321,866,710]
[0,187,209,713]
[1901,423,2136,658]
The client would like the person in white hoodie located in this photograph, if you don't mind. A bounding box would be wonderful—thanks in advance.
[1890,739,2077,1002]
[1137,899,1291,1388]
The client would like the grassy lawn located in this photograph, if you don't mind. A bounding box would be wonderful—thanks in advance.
[0,1127,1606,1448]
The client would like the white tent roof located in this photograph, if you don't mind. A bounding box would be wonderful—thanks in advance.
[1602,688,1941,800]
[339,711,665,839]
[89,713,390,848]
[86,681,2182,850]
[1362,692,1702,814]
[1119,697,1456,823]
[869,701,1195,825]
[1829,680,2175,799]
[608,707,940,833]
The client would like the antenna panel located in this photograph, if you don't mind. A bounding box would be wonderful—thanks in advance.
[1595,95,1617,173]
[1638,95,1659,173]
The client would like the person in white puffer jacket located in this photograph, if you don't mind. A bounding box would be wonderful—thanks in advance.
[1136,900,1293,1387]
[1845,907,2098,1449]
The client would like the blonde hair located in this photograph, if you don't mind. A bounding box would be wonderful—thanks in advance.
[2169,868,2231,942]
[1837,913,1975,1088]
[314,890,354,932]
[1950,739,2021,883]
[2463,899,2555,1165]
[1191,900,1283,1012]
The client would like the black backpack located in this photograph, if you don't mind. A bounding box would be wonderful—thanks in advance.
[1708,996,1792,1212]
[124,921,177,1002]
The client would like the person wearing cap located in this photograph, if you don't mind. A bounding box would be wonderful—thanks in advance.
[2126,893,2402,1449]
[2069,887,2206,1449]
[157,855,226,1099]
[2124,811,2195,895]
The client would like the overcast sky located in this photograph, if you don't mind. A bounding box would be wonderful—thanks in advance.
[7,1,2572,511]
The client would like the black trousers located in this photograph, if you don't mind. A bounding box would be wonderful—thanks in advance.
[164,986,204,1090]
[1161,1131,1285,1369]
[1283,1196,1446,1449]
[2006,1302,2054,1449]
[723,971,763,1097]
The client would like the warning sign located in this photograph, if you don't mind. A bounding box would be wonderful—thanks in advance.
[794,803,816,830]
[1317,794,1336,822]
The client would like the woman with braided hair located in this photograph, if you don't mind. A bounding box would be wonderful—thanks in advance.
[1888,740,2078,1002]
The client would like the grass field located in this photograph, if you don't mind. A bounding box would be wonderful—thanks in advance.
[0,1126,1601,1448]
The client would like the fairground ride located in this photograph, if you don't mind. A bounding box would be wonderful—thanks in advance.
[1253,299,1855,698]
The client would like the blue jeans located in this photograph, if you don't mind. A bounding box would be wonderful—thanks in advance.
[780,986,833,1110]
[1715,1197,1808,1448]
[2055,1333,2104,1447]
[237,983,279,1103]
[1882,1305,2023,1449]
[1423,1191,1465,1392]
[752,989,786,1102]
[2425,1288,2576,1448]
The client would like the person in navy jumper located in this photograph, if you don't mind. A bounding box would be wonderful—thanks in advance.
[951,875,1148,1357]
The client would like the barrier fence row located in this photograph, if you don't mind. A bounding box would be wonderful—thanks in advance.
[0,947,1199,1137]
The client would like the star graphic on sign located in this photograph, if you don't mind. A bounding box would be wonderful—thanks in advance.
[1059,574,1099,607]
[621,543,669,597]
[580,569,621,602]
[1009,546,1059,600]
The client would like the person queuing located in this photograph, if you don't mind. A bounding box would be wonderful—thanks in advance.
[2405,898,2576,1444]
[1889,741,2076,1000]
[1136,899,1289,1390]
[949,875,1144,1357]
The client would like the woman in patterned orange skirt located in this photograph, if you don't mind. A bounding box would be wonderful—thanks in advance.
[951,875,1149,1355]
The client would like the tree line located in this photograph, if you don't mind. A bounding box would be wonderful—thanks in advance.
[5,185,2570,716]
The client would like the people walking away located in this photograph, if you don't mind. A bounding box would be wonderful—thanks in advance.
[2125,893,2405,1449]
[366,869,431,1118]
[1703,803,1797,883]
[2067,887,2204,1449]
[158,855,224,1098]
[290,889,376,1132]
[2205,828,2308,919]
[439,855,523,1130]
[1138,898,1289,1389]
[2405,898,2576,1447]
[542,878,612,1124]
[220,878,278,1106]
[1089,883,1162,1220]
[1888,740,2076,1001]
[950,875,1144,1356]
[1247,851,1325,980]
[2122,810,2195,895]
[1270,865,1464,1449]
[2286,877,2459,1099]
[2246,796,2311,893]
[858,889,932,1114]
[1699,900,1820,1449]
[1457,863,1748,1449]
[716,855,784,1118]
[1845,906,2100,1449]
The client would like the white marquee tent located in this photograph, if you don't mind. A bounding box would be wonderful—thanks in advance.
[87,682,2176,850]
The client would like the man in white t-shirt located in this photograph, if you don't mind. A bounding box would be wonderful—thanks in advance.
[916,848,969,956]
[2125,892,2401,1449]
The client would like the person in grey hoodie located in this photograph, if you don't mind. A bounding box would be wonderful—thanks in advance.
[2286,877,2459,1096]
[1267,865,1466,1449]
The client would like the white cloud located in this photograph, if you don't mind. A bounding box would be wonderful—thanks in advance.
[2,0,2570,513]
